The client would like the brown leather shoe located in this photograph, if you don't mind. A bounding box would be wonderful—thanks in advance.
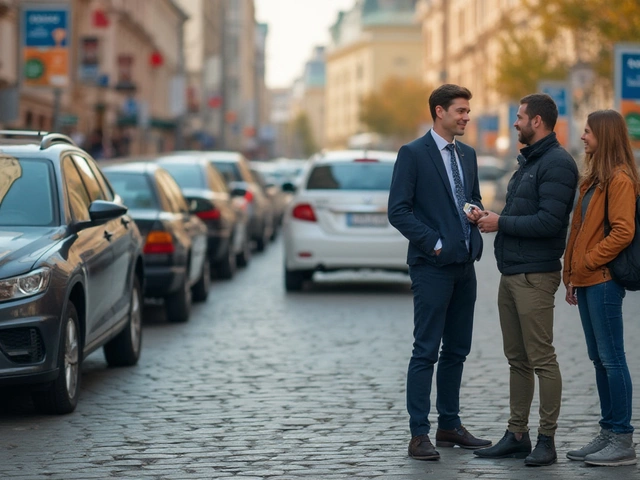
[435,425,492,449]
[408,434,440,460]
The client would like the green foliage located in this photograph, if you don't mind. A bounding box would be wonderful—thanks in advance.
[291,112,318,157]
[497,0,640,100]
[359,77,431,142]
[495,32,568,101]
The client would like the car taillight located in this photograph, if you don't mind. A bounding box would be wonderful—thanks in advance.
[144,231,175,254]
[196,208,221,220]
[244,191,254,203]
[292,203,317,222]
[354,158,378,162]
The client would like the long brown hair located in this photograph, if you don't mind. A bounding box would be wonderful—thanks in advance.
[581,109,640,192]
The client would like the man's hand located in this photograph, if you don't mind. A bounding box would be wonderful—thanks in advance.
[466,206,486,224]
[565,284,578,306]
[476,211,500,233]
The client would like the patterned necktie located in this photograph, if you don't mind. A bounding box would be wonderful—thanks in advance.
[445,143,470,243]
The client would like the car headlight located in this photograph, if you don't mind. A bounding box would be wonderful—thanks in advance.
[0,267,51,302]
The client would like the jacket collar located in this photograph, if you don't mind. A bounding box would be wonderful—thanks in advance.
[519,132,559,163]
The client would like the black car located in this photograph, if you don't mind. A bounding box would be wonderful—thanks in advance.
[155,154,251,278]
[202,151,274,252]
[103,163,210,323]
[0,131,145,414]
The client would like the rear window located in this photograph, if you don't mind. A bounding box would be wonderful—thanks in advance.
[306,162,394,190]
[158,163,205,189]
[210,161,242,183]
[104,172,158,210]
[0,156,56,226]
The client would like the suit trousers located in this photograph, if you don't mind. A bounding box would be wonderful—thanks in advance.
[497,271,562,437]
[407,262,476,436]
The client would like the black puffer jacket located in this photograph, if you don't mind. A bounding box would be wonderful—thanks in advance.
[494,132,578,275]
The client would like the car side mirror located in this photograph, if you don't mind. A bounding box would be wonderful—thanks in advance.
[281,182,297,193]
[89,200,127,223]
[73,200,128,232]
[185,196,214,214]
[230,187,247,197]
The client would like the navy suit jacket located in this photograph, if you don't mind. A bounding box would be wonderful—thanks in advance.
[388,131,484,266]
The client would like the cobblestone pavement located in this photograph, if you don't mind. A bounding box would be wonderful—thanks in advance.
[1,233,639,480]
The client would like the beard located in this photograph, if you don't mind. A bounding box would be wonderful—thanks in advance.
[517,122,535,145]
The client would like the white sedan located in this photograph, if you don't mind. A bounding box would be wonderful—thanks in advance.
[282,150,409,291]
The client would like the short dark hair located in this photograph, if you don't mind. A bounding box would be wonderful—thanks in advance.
[520,93,558,130]
[429,84,472,120]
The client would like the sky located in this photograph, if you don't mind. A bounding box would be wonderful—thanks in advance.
[255,0,355,89]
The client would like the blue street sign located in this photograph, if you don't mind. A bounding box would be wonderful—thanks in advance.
[24,9,69,47]
[621,53,640,100]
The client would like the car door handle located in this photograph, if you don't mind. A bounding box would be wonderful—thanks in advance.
[104,231,113,241]
[121,218,130,228]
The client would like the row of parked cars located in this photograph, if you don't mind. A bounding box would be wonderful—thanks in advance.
[0,130,298,414]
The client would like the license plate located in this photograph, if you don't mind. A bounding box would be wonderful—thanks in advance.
[347,213,387,227]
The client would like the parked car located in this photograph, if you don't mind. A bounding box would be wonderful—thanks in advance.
[155,154,250,278]
[476,155,509,212]
[201,151,274,252]
[282,150,408,291]
[102,162,210,322]
[0,131,145,414]
[250,161,293,229]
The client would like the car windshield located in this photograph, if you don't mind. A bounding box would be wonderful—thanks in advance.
[210,161,242,183]
[306,162,394,190]
[158,163,205,189]
[104,172,158,210]
[0,156,56,226]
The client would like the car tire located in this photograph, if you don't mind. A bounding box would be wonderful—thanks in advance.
[165,274,192,323]
[192,255,210,302]
[285,267,308,292]
[255,235,266,252]
[216,245,237,280]
[32,301,81,414]
[104,276,143,367]
[237,238,251,267]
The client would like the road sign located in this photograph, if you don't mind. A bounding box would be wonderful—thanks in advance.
[21,4,70,88]
[615,43,640,150]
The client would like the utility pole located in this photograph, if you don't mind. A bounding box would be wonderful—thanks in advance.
[218,0,227,149]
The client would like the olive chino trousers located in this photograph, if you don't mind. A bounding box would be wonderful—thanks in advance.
[497,271,562,437]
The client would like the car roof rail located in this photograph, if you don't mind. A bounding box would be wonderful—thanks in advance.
[40,133,76,149]
[0,129,77,149]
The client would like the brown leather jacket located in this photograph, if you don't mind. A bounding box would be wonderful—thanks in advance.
[563,168,636,287]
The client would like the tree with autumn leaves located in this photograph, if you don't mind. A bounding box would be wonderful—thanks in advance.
[496,0,640,101]
[359,77,431,145]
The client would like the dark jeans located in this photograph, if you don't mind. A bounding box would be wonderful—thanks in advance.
[407,262,476,436]
[577,280,634,434]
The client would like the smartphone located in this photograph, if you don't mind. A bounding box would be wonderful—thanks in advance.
[463,203,478,214]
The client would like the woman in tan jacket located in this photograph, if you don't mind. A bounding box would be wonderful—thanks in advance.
[563,109,640,466]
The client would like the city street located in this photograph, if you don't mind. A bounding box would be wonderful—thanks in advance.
[1,233,639,480]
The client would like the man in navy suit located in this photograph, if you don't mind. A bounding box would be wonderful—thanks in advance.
[388,84,491,460]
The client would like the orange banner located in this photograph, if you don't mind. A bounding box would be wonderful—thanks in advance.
[23,46,69,87]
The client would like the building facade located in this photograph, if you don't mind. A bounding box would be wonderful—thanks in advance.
[325,0,423,149]
[0,0,188,156]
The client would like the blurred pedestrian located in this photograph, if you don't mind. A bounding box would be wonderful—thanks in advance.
[388,84,490,461]
[474,93,578,466]
[562,109,639,466]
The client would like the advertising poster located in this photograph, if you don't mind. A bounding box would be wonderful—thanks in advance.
[615,44,640,151]
[539,81,571,149]
[21,5,70,88]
